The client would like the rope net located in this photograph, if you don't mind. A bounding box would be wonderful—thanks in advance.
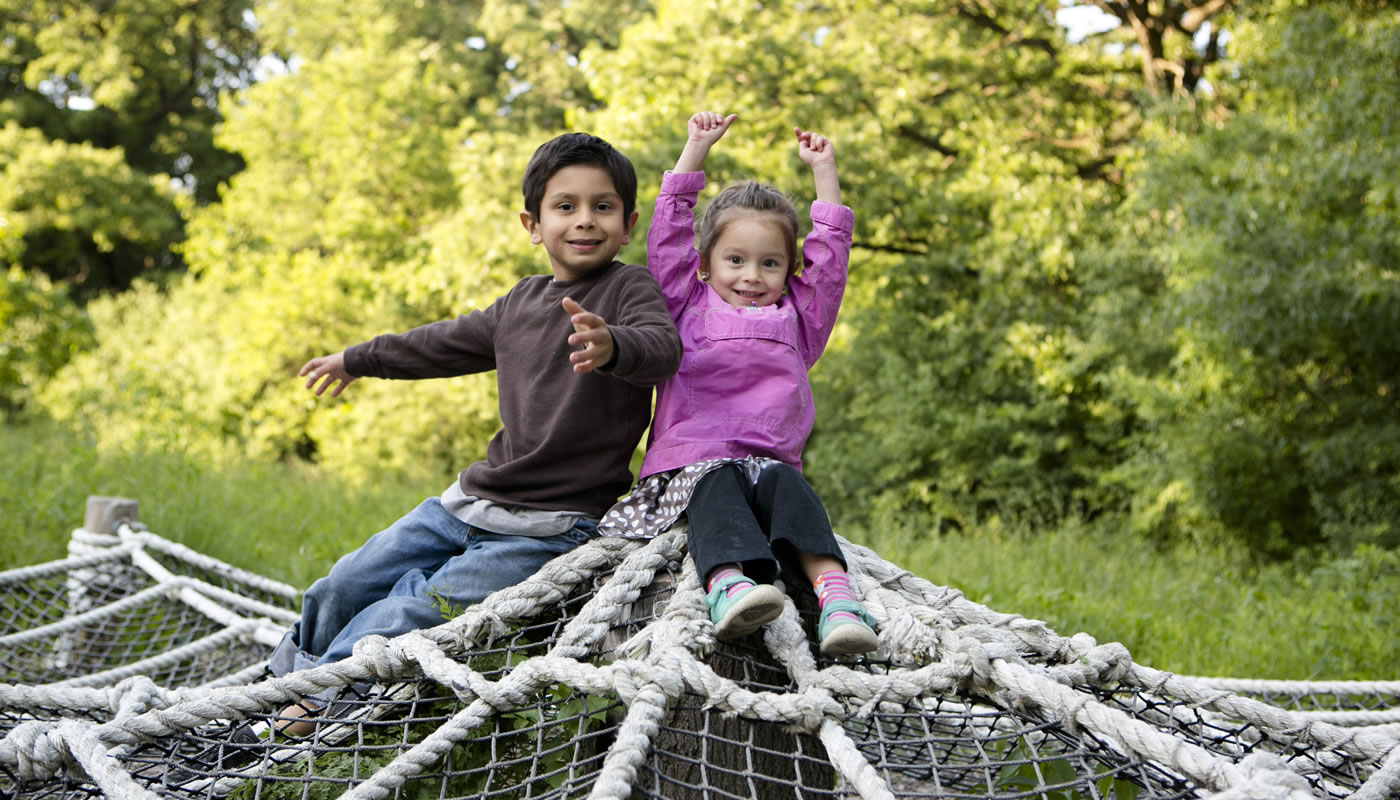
[1,521,1397,800]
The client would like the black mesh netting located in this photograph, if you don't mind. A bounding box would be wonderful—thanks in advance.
[1,528,1394,800]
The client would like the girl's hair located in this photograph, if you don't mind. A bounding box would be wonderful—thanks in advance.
[696,181,801,275]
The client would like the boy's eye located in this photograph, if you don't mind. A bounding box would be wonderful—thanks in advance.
[595,203,612,212]
[557,203,575,212]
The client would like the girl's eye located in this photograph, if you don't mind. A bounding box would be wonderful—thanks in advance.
[727,256,743,265]
[763,260,781,269]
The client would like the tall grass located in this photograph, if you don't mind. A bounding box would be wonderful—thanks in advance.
[850,521,1398,680]
[3,418,1394,679]
[1,420,434,589]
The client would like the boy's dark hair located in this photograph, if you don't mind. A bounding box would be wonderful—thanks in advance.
[522,133,638,223]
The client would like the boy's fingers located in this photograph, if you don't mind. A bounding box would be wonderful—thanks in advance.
[570,312,604,333]
[561,297,593,332]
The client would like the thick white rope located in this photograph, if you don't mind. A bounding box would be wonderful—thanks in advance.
[0,543,138,582]
[1349,741,1400,800]
[1,523,1395,800]
[116,524,301,600]
[1182,677,1400,696]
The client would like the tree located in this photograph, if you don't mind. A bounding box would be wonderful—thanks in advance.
[0,0,259,297]
[39,0,654,481]
[1093,1,1400,553]
[580,0,1152,531]
[1076,1,1236,96]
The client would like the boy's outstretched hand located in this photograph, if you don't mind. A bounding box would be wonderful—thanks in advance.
[562,297,614,374]
[300,352,356,397]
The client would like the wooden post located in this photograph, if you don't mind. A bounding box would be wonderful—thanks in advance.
[83,496,140,534]
[59,496,141,675]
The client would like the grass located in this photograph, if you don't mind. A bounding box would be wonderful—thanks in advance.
[3,418,1394,679]
[850,520,1398,680]
[0,419,435,590]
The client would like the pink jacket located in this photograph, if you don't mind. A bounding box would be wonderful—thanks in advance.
[639,170,854,478]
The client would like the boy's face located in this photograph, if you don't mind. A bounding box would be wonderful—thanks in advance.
[521,165,638,282]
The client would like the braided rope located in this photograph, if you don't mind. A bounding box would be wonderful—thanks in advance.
[0,523,1395,800]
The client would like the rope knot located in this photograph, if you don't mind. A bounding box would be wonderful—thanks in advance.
[2,721,71,782]
[352,635,412,680]
[109,675,166,719]
[1058,636,1136,686]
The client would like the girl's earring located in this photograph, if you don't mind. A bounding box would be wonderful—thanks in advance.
[699,272,710,283]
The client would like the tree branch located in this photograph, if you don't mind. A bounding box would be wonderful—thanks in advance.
[896,124,959,158]
[1180,0,1234,34]
[853,240,932,256]
[954,4,1058,59]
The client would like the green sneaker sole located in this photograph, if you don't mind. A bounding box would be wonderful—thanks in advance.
[819,621,879,655]
[713,584,785,640]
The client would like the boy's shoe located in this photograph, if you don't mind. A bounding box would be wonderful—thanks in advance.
[818,600,879,655]
[162,722,266,788]
[706,576,785,640]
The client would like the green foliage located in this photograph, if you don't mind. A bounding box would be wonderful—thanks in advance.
[15,0,1400,559]
[3,416,1395,681]
[0,419,428,589]
[0,266,94,419]
[0,0,258,296]
[0,122,186,295]
[851,515,1399,680]
[1091,3,1400,554]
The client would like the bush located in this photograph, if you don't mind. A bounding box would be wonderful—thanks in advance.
[0,266,95,420]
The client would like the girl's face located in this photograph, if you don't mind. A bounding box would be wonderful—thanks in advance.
[704,216,791,309]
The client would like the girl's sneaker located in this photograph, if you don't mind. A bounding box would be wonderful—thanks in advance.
[817,600,879,655]
[706,575,785,639]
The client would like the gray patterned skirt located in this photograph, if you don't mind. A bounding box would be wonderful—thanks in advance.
[598,456,780,540]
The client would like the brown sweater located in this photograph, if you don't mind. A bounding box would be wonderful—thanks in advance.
[345,261,681,517]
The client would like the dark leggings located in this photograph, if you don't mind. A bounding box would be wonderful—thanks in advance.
[685,462,847,585]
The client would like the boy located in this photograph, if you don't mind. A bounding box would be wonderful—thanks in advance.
[270,133,681,725]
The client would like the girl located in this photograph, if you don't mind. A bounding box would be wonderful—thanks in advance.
[600,111,877,655]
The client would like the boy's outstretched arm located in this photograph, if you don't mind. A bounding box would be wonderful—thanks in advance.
[562,297,614,374]
[795,127,841,206]
[300,352,357,397]
[673,111,738,173]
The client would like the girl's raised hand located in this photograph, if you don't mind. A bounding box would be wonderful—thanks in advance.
[688,111,738,148]
[795,127,836,167]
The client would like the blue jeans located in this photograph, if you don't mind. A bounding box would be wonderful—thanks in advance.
[273,497,595,671]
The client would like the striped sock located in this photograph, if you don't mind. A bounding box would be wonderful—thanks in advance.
[708,565,754,598]
[814,570,859,624]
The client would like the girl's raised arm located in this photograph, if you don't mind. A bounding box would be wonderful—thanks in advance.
[795,127,841,205]
[674,112,738,173]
